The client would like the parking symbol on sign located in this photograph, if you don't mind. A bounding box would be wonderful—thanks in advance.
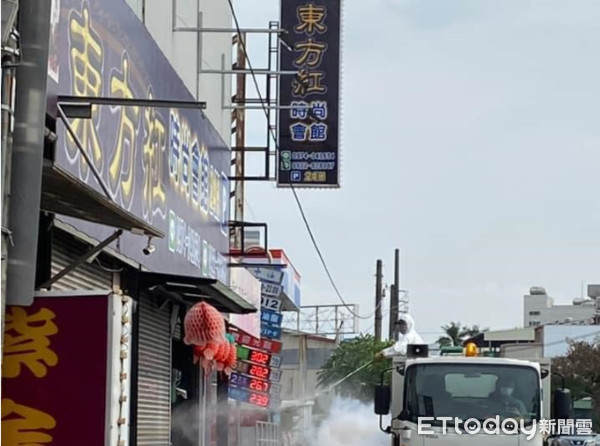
[291,171,301,181]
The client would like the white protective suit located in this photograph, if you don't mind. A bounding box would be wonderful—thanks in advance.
[380,314,424,357]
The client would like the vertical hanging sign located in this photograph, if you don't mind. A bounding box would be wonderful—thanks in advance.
[277,0,342,187]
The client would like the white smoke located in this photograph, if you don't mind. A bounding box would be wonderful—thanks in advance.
[310,397,390,446]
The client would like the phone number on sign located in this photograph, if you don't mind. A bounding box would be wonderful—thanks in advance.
[291,152,336,161]
[290,162,336,170]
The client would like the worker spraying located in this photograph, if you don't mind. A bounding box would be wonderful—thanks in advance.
[376,313,424,358]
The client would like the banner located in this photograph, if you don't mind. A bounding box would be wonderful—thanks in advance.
[47,0,230,283]
[277,0,342,187]
[2,294,110,446]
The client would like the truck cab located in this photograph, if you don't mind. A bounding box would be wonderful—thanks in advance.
[374,343,572,446]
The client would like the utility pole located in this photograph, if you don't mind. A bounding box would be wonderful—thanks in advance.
[375,259,383,342]
[389,283,396,340]
[392,249,400,341]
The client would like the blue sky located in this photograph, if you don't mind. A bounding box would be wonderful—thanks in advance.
[232,0,600,342]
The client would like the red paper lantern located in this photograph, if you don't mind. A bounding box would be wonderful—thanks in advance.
[183,302,225,346]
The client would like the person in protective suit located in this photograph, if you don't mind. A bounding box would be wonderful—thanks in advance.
[376,313,424,358]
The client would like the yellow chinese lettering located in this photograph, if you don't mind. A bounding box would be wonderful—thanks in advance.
[294,39,327,68]
[142,88,167,223]
[2,307,58,379]
[179,122,192,200]
[293,69,327,97]
[108,53,140,209]
[68,5,104,180]
[208,166,220,219]
[1,399,56,446]
[295,4,327,34]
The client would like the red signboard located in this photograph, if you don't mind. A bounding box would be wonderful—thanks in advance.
[2,294,110,446]
[232,332,282,354]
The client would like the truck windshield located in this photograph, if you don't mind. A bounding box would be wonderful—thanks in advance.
[403,363,541,426]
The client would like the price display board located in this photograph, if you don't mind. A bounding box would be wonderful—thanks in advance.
[234,361,282,383]
[232,332,282,354]
[261,296,283,312]
[261,282,283,298]
[230,372,281,396]
[250,267,284,285]
[261,309,283,327]
[237,345,281,368]
[261,324,282,340]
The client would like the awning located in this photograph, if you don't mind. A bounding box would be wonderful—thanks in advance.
[278,291,299,312]
[40,160,164,238]
[134,271,257,315]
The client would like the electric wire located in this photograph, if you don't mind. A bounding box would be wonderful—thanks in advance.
[226,0,380,320]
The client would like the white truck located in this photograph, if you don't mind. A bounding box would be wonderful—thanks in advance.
[374,343,572,446]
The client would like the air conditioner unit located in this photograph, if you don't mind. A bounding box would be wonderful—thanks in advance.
[2,0,19,46]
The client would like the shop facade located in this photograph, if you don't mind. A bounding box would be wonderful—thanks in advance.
[2,0,256,445]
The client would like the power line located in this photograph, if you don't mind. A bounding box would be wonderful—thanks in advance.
[226,0,379,320]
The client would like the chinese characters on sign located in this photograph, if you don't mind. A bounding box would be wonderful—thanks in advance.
[1,296,110,446]
[2,307,59,445]
[51,0,230,283]
[278,0,341,187]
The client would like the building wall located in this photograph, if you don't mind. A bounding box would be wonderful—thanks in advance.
[524,292,595,327]
[280,332,337,401]
[124,0,232,144]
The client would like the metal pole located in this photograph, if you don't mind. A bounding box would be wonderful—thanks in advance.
[233,33,246,251]
[57,105,113,200]
[216,372,229,446]
[236,400,241,446]
[175,26,286,34]
[375,259,383,342]
[39,229,123,289]
[6,0,52,307]
[298,334,309,445]
[1,44,18,343]
[199,69,297,76]
[392,249,400,341]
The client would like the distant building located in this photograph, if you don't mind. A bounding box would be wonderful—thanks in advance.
[280,330,336,402]
[523,286,597,327]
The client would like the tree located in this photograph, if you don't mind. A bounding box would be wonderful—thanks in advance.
[437,322,462,347]
[437,322,485,347]
[552,339,600,430]
[317,334,394,403]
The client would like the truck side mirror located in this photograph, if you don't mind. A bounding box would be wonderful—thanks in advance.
[553,388,573,420]
[374,385,391,415]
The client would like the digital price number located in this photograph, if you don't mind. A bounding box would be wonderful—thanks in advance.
[230,372,281,396]
[229,386,270,408]
[249,363,270,380]
[237,345,281,368]
[250,349,270,365]
[234,360,271,380]
[234,361,282,383]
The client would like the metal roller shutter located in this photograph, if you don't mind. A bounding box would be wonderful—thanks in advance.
[51,230,113,291]
[137,295,172,445]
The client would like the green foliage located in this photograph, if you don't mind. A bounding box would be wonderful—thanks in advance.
[317,334,394,403]
[552,339,600,430]
[437,322,485,347]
